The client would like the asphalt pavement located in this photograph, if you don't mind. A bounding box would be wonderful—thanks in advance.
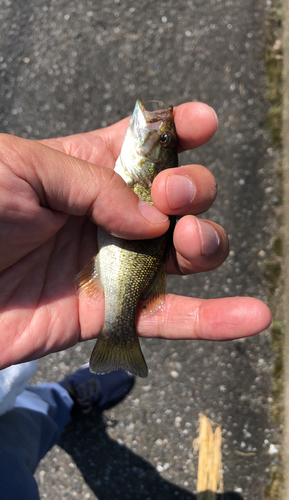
[0,1,281,499]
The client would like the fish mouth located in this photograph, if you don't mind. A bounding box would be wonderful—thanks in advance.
[136,98,173,124]
[131,99,173,144]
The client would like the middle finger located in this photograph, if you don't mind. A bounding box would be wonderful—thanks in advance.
[151,164,218,216]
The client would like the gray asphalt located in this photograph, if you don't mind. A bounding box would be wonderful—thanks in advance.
[0,1,281,499]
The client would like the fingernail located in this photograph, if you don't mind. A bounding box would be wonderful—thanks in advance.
[209,106,219,127]
[196,219,220,256]
[138,199,168,223]
[167,174,196,210]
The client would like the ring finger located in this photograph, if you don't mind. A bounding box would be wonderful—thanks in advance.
[168,215,229,275]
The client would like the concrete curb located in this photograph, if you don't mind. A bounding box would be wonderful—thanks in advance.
[282,0,289,498]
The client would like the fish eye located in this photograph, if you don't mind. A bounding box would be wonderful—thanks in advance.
[160,132,172,147]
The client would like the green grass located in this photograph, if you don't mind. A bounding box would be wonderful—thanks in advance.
[263,2,283,498]
[265,4,283,147]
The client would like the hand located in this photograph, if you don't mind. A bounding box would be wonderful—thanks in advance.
[0,103,271,368]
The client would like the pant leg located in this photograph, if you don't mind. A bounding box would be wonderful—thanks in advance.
[22,382,74,435]
[0,383,74,500]
[0,361,37,416]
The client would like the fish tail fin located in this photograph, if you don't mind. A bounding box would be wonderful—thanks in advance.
[89,333,148,378]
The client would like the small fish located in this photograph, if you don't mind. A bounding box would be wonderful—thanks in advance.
[76,98,178,377]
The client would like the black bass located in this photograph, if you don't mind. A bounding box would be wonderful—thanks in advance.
[76,98,178,377]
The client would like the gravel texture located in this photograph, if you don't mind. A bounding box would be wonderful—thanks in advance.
[0,0,281,499]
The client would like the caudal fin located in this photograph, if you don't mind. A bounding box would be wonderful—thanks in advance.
[89,333,148,378]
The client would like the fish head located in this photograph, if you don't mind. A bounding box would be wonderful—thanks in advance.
[115,98,178,194]
[131,98,178,171]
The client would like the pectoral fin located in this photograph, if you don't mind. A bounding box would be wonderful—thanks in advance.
[74,256,103,300]
[142,261,167,307]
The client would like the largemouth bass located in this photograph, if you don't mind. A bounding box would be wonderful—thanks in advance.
[76,98,178,377]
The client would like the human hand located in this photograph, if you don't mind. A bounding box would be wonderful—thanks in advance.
[0,103,271,368]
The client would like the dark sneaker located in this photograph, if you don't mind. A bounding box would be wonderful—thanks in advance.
[58,364,134,413]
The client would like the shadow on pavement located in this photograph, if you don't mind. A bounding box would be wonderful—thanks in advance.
[59,411,243,500]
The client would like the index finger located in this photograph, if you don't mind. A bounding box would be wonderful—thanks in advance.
[96,101,218,158]
[40,102,218,164]
[174,102,218,153]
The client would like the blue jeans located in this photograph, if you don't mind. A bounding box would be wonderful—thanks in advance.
[0,383,74,500]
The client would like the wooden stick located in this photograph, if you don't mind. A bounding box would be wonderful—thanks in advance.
[193,413,224,500]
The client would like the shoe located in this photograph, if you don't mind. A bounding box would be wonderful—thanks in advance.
[58,364,134,413]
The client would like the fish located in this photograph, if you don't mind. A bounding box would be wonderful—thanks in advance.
[75,98,178,377]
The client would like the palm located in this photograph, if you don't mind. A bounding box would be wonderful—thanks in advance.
[0,128,127,366]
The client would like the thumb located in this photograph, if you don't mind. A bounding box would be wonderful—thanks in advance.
[1,135,169,239]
